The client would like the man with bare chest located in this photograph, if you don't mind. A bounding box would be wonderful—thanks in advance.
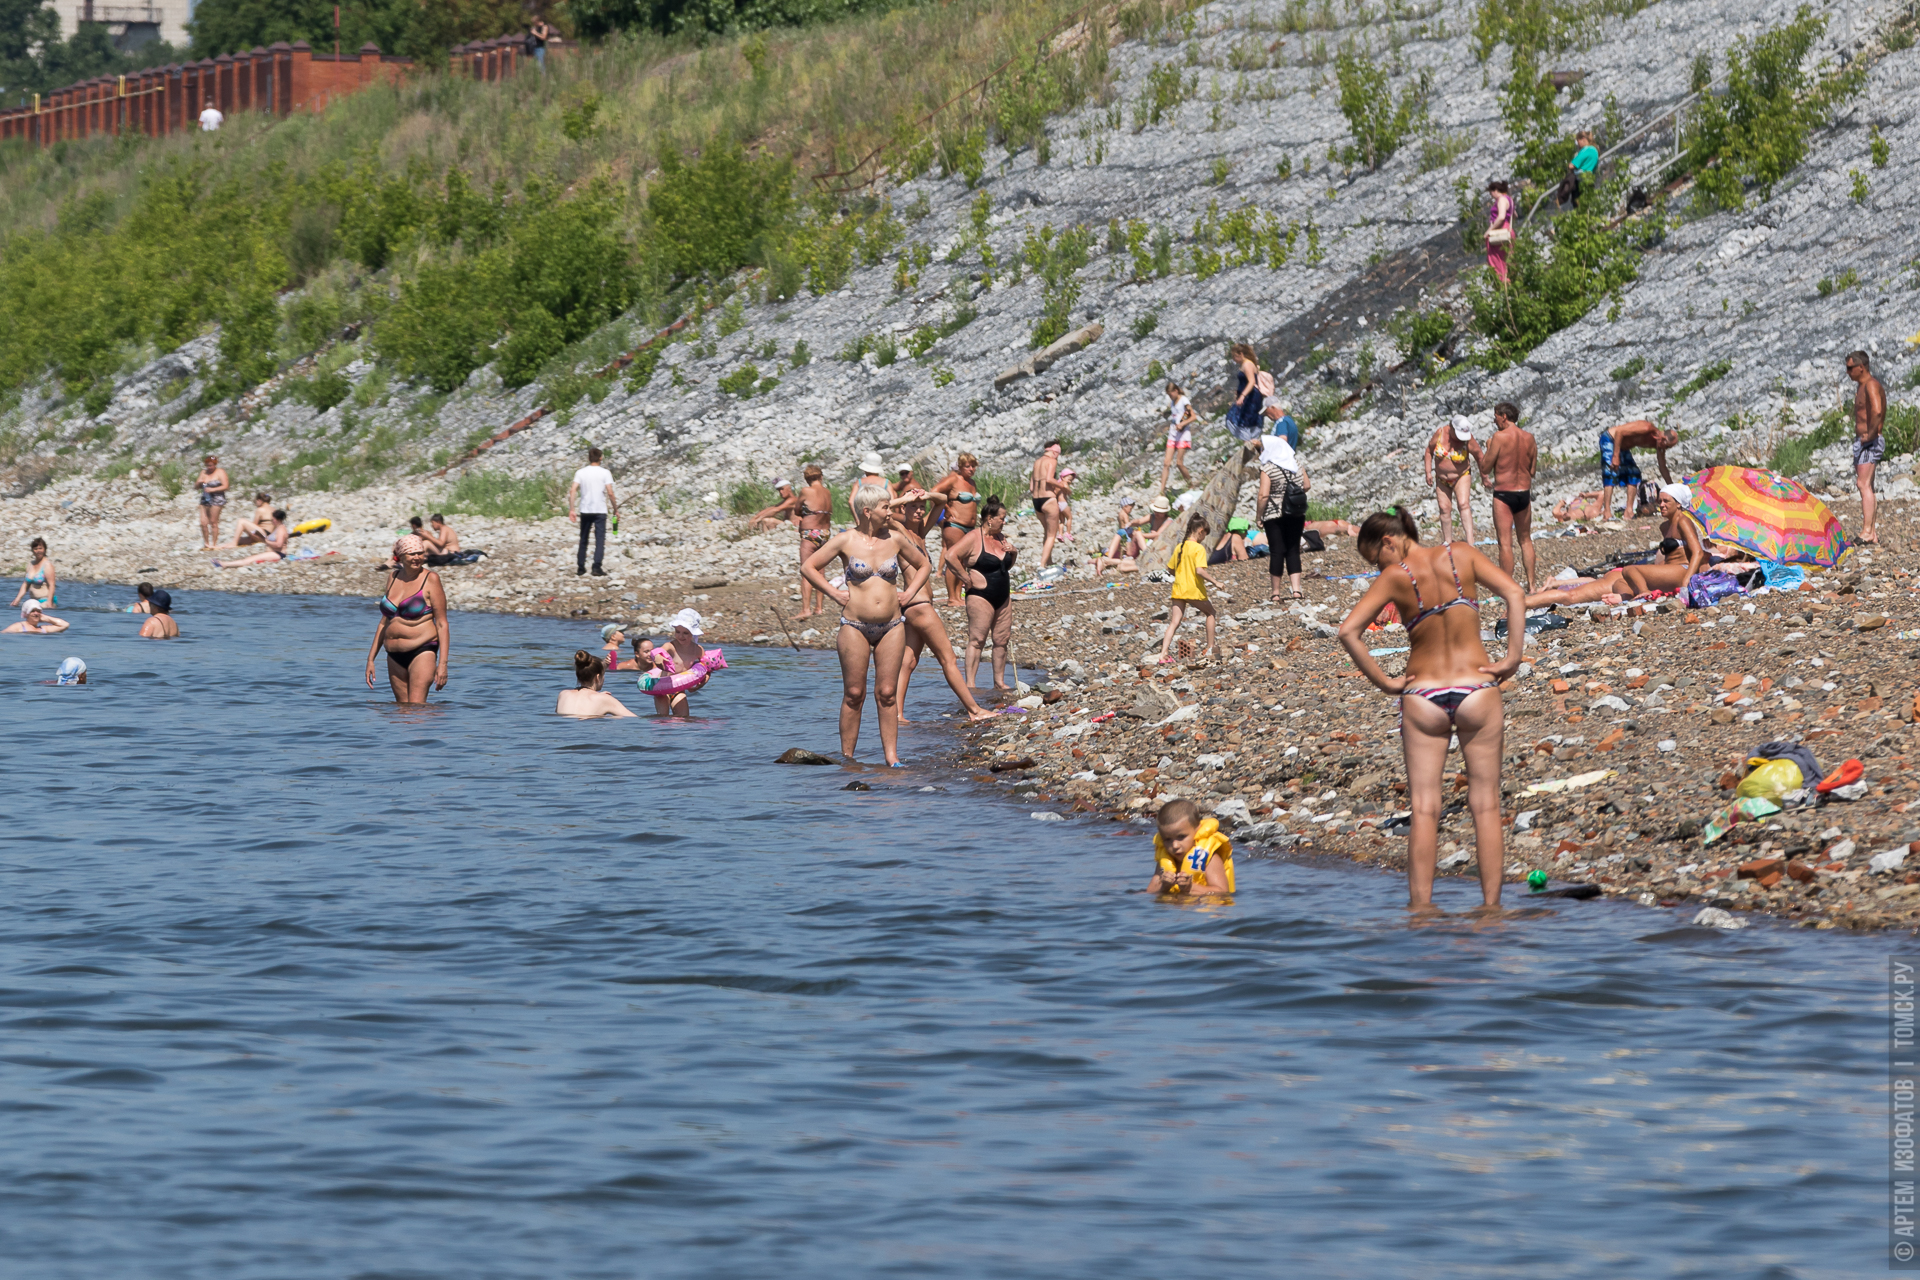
[1600,417,1677,520]
[1479,401,1538,591]
[1847,350,1887,545]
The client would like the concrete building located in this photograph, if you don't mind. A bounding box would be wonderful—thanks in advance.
[58,0,195,51]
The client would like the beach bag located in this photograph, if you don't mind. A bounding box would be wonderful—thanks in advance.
[1301,530,1326,553]
[1736,758,1804,800]
[1485,225,1512,246]
[1686,569,1742,608]
[1280,470,1309,517]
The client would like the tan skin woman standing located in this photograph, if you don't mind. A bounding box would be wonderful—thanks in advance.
[801,485,930,766]
[929,453,983,607]
[792,465,834,620]
[1337,508,1525,913]
[945,497,1018,692]
[11,537,55,608]
[365,536,450,704]
[886,492,996,725]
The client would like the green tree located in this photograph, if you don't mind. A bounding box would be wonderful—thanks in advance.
[646,142,794,280]
[1333,51,1430,170]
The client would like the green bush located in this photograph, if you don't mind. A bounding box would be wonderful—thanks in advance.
[728,477,777,514]
[718,364,762,396]
[1384,306,1453,358]
[1610,356,1645,380]
[1672,358,1731,402]
[1770,403,1849,475]
[1684,7,1864,211]
[647,143,795,280]
[444,469,564,519]
[1333,53,1431,170]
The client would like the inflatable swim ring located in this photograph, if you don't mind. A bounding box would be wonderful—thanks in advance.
[639,647,726,696]
[291,519,332,535]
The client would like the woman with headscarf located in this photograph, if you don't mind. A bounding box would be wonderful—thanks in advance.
[5,600,69,634]
[1256,434,1311,602]
[365,535,449,703]
[1618,483,1707,597]
[802,484,929,765]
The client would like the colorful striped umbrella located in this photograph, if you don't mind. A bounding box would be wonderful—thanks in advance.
[1681,466,1852,567]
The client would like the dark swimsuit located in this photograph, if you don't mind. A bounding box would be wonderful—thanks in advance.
[1398,546,1494,723]
[968,544,1012,608]
[1493,490,1532,513]
[381,580,439,666]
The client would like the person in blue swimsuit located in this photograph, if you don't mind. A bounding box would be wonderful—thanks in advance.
[1335,507,1525,914]
[365,535,449,703]
[12,537,56,608]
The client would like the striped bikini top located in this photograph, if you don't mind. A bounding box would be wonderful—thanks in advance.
[1402,545,1477,632]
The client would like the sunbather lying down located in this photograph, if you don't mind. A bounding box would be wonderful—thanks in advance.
[1553,491,1606,522]
[1527,484,1708,608]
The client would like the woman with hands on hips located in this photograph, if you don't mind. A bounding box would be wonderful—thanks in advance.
[1335,507,1525,915]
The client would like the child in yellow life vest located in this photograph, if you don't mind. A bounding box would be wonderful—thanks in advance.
[1147,797,1235,896]
[1154,513,1223,664]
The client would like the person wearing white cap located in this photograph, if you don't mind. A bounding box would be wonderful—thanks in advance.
[1424,419,1484,547]
[800,483,929,764]
[746,477,800,532]
[4,599,68,633]
[849,451,889,512]
[56,656,87,685]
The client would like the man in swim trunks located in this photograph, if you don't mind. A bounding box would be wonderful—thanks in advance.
[1847,350,1886,544]
[1029,439,1070,568]
[1599,418,1676,520]
[1478,401,1538,591]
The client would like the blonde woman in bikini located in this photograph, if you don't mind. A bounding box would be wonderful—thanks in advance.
[792,464,834,620]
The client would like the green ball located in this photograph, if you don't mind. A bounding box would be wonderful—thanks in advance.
[1527,869,1549,891]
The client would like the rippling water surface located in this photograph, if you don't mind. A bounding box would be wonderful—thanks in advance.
[0,585,1888,1277]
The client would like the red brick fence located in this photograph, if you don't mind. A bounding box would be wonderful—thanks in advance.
[0,35,561,146]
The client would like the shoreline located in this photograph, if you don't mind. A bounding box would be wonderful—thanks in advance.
[18,484,1920,932]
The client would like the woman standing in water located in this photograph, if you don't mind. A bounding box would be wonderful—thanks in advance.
[364,536,450,703]
[557,651,635,718]
[792,465,834,620]
[801,484,928,765]
[1336,507,1524,913]
[928,453,982,606]
[945,496,1018,692]
[11,537,56,608]
[889,494,997,725]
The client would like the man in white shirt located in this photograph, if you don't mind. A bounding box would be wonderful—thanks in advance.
[199,102,223,131]
[566,447,619,576]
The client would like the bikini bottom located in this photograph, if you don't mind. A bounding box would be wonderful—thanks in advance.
[1402,682,1497,725]
[387,640,440,667]
[839,615,903,646]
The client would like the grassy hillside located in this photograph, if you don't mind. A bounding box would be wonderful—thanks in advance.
[0,0,1155,435]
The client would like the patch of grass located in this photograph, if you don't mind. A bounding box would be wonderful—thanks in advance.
[444,470,564,519]
[1817,269,1860,297]
[1610,355,1645,380]
[728,477,778,515]
[1770,401,1850,475]
[1672,358,1732,402]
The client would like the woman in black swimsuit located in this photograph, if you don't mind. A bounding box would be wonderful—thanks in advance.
[1336,507,1524,913]
[365,535,450,704]
[1619,484,1708,597]
[945,497,1018,691]
[800,484,929,765]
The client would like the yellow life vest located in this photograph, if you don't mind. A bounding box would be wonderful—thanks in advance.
[1154,816,1236,892]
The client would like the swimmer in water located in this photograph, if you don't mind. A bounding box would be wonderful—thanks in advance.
[557,650,636,718]
[635,609,716,718]
[5,600,69,634]
[139,589,179,638]
[1337,506,1525,914]
[56,656,87,685]
[128,582,155,614]
[365,536,449,703]
[1145,797,1235,896]
[12,537,56,609]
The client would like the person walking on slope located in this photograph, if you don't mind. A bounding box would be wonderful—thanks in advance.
[1425,419,1484,547]
[1225,344,1268,442]
[1478,401,1538,592]
[1847,350,1887,544]
[1029,440,1070,567]
[1599,418,1676,521]
[567,447,618,576]
[1486,180,1515,285]
[1160,382,1199,491]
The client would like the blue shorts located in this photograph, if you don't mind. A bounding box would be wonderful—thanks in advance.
[1600,429,1641,486]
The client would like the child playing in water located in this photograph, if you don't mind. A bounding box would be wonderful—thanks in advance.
[1154,514,1223,664]
[1146,797,1236,895]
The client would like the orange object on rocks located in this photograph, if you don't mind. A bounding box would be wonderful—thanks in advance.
[1551,679,1571,694]
[1738,857,1785,879]
[1785,861,1816,883]
[1722,674,1745,690]
[1815,758,1865,793]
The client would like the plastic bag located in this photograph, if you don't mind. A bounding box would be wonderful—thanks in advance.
[1736,757,1803,799]
[1686,569,1743,608]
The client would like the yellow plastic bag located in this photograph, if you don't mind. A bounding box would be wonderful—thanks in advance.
[1736,757,1803,799]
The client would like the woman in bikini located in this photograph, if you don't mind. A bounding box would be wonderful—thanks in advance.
[1617,483,1708,597]
[12,537,56,608]
[364,535,450,704]
[929,453,983,606]
[801,484,929,765]
[945,496,1018,692]
[214,510,289,567]
[792,464,834,620]
[195,454,229,549]
[1337,507,1525,913]
[1425,421,1483,546]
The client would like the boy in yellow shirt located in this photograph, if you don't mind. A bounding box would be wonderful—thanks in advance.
[1154,513,1222,664]
[1146,797,1236,895]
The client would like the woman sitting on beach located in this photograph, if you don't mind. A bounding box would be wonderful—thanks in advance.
[557,651,636,718]
[216,494,276,548]
[214,510,289,567]
[5,600,69,634]
[1617,484,1708,596]
[1337,507,1525,913]
[802,484,929,765]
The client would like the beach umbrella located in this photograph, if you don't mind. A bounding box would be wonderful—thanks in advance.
[1681,466,1851,567]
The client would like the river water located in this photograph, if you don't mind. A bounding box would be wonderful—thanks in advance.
[0,585,1889,1277]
